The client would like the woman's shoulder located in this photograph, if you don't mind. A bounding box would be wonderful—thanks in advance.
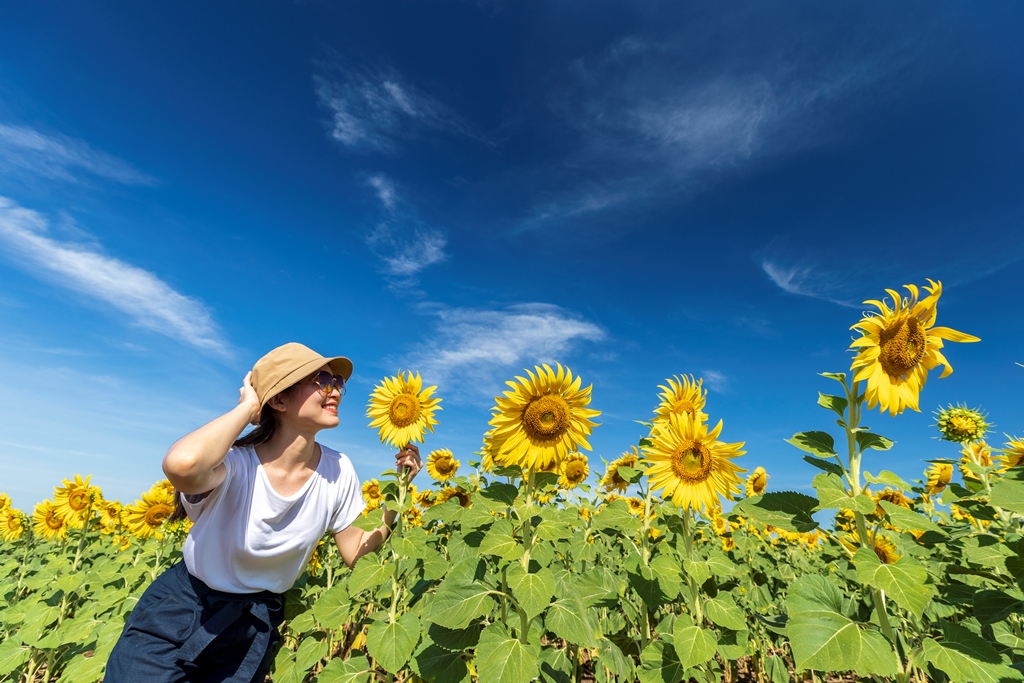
[316,443,357,482]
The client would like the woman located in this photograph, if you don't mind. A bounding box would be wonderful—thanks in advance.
[106,342,421,682]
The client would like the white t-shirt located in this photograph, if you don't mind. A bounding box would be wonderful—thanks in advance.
[181,443,364,594]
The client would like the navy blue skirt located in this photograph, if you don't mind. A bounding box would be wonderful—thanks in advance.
[105,561,284,683]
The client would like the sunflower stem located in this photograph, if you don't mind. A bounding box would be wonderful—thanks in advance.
[681,510,704,624]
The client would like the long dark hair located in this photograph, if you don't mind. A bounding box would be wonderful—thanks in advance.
[167,406,278,523]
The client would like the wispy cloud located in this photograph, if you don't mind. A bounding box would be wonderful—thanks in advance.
[0,123,156,185]
[402,303,605,398]
[364,174,448,282]
[759,258,859,308]
[0,197,227,355]
[701,369,729,393]
[315,63,481,153]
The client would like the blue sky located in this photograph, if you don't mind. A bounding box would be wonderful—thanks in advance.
[1,2,1022,510]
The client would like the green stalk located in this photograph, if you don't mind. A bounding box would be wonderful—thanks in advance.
[681,510,704,624]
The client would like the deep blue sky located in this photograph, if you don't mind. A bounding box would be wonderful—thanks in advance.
[1,2,1022,510]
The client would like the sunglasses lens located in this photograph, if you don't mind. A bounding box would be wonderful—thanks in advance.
[316,371,346,396]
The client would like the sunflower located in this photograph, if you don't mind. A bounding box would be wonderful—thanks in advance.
[578,507,592,522]
[0,508,25,542]
[487,363,601,472]
[306,539,326,576]
[404,506,424,528]
[872,488,913,516]
[599,447,639,493]
[653,375,707,426]
[362,479,382,511]
[479,430,497,473]
[934,404,990,443]
[722,537,736,552]
[850,280,979,416]
[33,500,68,541]
[639,411,746,512]
[52,474,100,529]
[435,486,471,508]
[745,467,769,497]
[558,453,589,489]
[924,463,954,495]
[996,436,1024,472]
[959,440,993,479]
[0,493,10,511]
[151,479,176,501]
[98,500,124,534]
[414,488,436,508]
[626,497,646,516]
[840,532,901,564]
[367,372,442,448]
[426,449,460,483]
[123,489,174,540]
[711,515,729,536]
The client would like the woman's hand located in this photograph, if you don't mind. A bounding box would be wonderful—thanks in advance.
[396,444,422,481]
[238,371,261,425]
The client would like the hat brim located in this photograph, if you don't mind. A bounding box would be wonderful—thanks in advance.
[258,355,354,415]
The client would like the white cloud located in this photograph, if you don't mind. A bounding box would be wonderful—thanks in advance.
[700,369,729,393]
[0,197,227,355]
[367,174,398,212]
[362,173,448,281]
[403,303,605,398]
[0,123,155,185]
[760,258,858,308]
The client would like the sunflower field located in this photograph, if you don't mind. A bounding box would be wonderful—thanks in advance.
[2,279,1023,683]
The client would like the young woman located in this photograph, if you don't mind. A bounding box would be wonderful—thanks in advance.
[106,342,421,682]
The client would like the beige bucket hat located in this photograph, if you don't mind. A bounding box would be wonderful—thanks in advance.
[250,342,353,415]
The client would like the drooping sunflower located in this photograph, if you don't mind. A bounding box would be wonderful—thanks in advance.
[924,462,954,495]
[151,479,176,501]
[426,449,460,483]
[0,508,25,542]
[850,280,980,416]
[435,486,471,508]
[367,372,442,448]
[123,489,174,540]
[996,436,1024,472]
[653,374,707,426]
[599,447,639,493]
[639,411,746,512]
[558,453,589,489]
[487,364,601,473]
[32,500,68,541]
[52,474,100,529]
[361,479,382,511]
[745,466,769,497]
[934,404,990,444]
[414,488,436,508]
[626,497,646,516]
[721,537,736,552]
[840,532,901,564]
[872,487,913,516]
[959,440,993,479]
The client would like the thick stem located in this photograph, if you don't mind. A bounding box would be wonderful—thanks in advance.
[681,510,704,624]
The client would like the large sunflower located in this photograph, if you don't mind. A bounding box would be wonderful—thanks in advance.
[653,374,707,426]
[745,466,769,497]
[426,449,460,483]
[435,486,471,508]
[0,508,25,542]
[367,372,442,448]
[487,364,601,472]
[124,489,174,540]
[52,474,100,529]
[559,453,589,489]
[599,447,639,493]
[850,280,979,416]
[32,500,68,542]
[924,462,954,495]
[639,411,746,512]
[997,436,1024,472]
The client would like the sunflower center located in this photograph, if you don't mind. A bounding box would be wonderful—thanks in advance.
[565,462,587,483]
[751,472,767,494]
[144,503,172,527]
[522,394,570,441]
[436,457,456,476]
[948,415,979,438]
[388,394,422,428]
[45,511,63,530]
[878,316,927,378]
[68,490,90,511]
[671,399,696,417]
[669,440,713,483]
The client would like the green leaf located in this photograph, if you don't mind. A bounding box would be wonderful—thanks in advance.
[57,650,105,683]
[412,640,470,683]
[0,640,30,677]
[507,565,555,620]
[853,548,935,617]
[478,520,522,561]
[765,654,790,683]
[366,612,420,674]
[427,623,481,652]
[878,500,945,534]
[785,431,837,458]
[428,564,493,629]
[922,622,1024,683]
[594,500,641,535]
[734,492,819,532]
[682,558,710,585]
[347,556,395,594]
[316,653,372,683]
[716,628,749,660]
[803,455,844,476]
[990,468,1024,515]
[973,590,1024,625]
[812,473,853,510]
[705,551,736,578]
[596,637,635,680]
[963,536,1013,567]
[638,640,684,683]
[479,482,520,507]
[819,371,847,384]
[857,433,895,452]
[615,466,645,484]
[864,470,911,490]
[545,596,600,648]
[538,646,573,683]
[312,583,352,629]
[672,619,717,669]
[705,594,746,631]
[475,623,539,683]
[818,393,848,419]
[295,636,329,672]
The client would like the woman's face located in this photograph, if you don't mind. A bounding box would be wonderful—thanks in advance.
[275,364,342,431]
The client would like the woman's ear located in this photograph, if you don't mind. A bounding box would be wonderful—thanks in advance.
[267,392,289,413]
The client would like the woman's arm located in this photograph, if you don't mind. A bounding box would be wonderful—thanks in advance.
[333,445,423,568]
[163,372,260,495]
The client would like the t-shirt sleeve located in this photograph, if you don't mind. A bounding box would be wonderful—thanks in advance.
[180,446,237,523]
[329,455,366,533]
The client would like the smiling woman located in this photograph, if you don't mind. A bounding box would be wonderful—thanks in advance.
[103,342,424,683]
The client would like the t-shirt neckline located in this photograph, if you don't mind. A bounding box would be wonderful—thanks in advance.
[249,443,325,502]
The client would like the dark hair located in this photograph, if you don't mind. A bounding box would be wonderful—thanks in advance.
[167,405,279,523]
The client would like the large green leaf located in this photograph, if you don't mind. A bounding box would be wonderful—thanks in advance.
[507,564,555,620]
[295,636,329,673]
[312,583,352,628]
[638,640,684,683]
[785,431,837,458]
[0,640,30,677]
[347,556,395,595]
[812,473,853,510]
[879,501,945,534]
[428,568,493,629]
[990,468,1024,515]
[479,483,520,507]
[672,620,717,669]
[596,637,635,680]
[857,433,895,453]
[704,594,746,631]
[57,650,105,683]
[427,623,481,652]
[316,653,373,683]
[474,623,539,683]
[734,492,819,532]
[478,520,523,561]
[716,628,749,660]
[922,622,1024,683]
[545,596,600,648]
[366,612,420,674]
[818,393,848,419]
[963,535,1013,567]
[853,548,935,617]
[411,639,470,683]
[973,590,1024,625]
[803,455,844,476]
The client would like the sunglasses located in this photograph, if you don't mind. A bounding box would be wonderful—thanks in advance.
[309,370,347,397]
